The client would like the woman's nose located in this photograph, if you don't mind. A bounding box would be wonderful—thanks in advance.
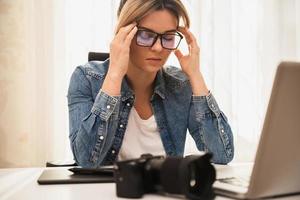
[151,37,163,52]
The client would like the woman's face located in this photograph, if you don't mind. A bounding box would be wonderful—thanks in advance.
[129,9,178,73]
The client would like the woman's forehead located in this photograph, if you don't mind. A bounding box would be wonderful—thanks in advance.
[138,9,178,33]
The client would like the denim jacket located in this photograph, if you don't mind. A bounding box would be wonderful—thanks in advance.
[67,59,234,167]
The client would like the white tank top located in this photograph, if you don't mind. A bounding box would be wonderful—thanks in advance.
[118,107,166,161]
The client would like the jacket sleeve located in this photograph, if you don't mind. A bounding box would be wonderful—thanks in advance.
[187,92,234,164]
[67,67,120,168]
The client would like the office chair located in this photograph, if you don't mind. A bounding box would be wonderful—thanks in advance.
[88,52,109,61]
[46,52,109,167]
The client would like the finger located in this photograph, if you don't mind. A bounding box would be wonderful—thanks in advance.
[116,22,137,40]
[174,49,184,60]
[178,27,193,44]
[178,27,199,50]
[186,29,198,44]
[180,28,200,54]
[124,26,138,46]
[186,29,200,50]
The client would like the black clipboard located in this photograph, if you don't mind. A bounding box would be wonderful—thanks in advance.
[37,166,115,185]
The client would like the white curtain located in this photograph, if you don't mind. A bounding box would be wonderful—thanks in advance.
[1,0,59,167]
[183,0,300,161]
[0,0,299,167]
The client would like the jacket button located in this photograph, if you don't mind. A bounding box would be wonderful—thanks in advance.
[99,135,104,140]
[112,150,116,154]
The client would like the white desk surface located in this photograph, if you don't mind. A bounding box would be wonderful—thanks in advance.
[0,167,299,200]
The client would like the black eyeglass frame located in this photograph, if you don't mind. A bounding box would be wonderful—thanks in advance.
[135,27,183,50]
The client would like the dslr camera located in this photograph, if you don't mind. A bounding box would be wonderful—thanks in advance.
[114,153,216,199]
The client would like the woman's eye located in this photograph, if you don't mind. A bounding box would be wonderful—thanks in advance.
[163,35,175,41]
[140,31,156,39]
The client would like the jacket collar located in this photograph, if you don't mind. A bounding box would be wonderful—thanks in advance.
[120,70,166,102]
[152,69,166,100]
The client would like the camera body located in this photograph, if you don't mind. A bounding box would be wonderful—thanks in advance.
[114,154,163,198]
[114,153,216,199]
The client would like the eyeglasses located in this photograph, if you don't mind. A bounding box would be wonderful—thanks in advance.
[135,27,183,50]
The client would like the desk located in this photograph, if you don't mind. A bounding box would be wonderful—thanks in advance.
[0,167,299,200]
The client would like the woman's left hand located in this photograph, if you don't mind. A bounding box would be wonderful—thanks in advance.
[175,27,209,96]
[175,27,201,78]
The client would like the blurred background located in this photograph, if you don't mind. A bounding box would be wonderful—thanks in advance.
[0,0,299,167]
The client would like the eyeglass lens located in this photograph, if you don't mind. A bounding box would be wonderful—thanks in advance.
[136,30,182,50]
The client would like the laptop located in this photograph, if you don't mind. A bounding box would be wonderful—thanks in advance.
[213,62,300,199]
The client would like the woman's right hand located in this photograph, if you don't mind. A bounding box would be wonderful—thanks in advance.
[102,23,137,96]
[108,23,138,80]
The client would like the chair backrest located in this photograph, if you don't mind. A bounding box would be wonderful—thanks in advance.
[88,52,109,61]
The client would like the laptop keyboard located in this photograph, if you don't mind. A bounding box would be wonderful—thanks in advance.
[217,176,250,188]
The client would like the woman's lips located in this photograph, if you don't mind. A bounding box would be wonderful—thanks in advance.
[146,58,162,61]
[147,58,161,60]
[146,58,162,66]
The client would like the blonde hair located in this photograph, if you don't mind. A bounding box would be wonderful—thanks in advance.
[116,0,190,34]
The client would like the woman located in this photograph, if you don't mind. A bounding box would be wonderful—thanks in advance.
[68,0,234,168]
